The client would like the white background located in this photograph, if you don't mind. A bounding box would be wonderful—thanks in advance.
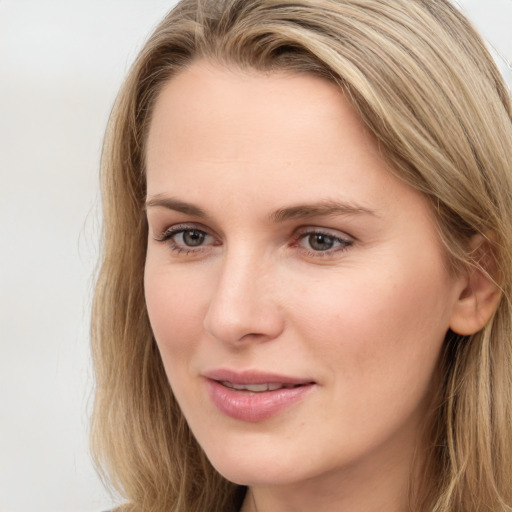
[0,1,511,511]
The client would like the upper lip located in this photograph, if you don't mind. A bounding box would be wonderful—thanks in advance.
[203,368,315,386]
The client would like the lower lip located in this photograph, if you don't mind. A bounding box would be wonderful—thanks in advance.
[205,379,314,422]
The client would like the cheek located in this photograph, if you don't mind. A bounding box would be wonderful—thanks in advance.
[144,262,208,365]
[291,258,453,397]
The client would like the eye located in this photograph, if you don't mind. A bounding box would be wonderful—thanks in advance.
[296,229,353,254]
[153,224,217,254]
[176,229,208,247]
[304,233,337,251]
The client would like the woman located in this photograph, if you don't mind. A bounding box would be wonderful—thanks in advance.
[91,0,512,511]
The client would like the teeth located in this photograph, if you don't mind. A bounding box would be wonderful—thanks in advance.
[221,381,295,392]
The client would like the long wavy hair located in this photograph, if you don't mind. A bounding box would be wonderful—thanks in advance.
[91,1,512,510]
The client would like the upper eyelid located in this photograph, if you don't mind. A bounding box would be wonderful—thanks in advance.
[294,230,353,248]
[293,225,355,241]
[154,222,214,238]
[155,225,219,252]
[152,221,355,245]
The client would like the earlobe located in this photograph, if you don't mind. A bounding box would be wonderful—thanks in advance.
[449,236,502,336]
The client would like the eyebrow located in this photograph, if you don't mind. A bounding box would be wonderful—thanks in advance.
[145,196,208,218]
[269,200,377,223]
[145,195,376,222]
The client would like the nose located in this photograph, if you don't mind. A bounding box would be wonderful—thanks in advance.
[203,249,285,345]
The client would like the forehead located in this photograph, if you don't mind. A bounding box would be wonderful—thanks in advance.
[145,60,433,229]
[147,62,376,149]
[146,61,380,182]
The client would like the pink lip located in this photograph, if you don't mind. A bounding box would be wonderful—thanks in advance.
[203,369,316,422]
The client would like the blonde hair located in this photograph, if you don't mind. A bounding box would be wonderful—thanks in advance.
[91,1,512,510]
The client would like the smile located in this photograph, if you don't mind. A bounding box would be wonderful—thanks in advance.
[204,370,316,422]
[220,381,304,392]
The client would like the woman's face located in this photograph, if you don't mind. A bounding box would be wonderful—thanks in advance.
[144,61,466,501]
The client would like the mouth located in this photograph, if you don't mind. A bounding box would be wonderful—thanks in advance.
[218,381,307,393]
[203,369,316,422]
[204,368,315,387]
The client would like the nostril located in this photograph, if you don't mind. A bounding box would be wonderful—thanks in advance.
[203,304,284,345]
[202,258,285,344]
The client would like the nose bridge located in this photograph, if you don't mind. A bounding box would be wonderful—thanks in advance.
[203,244,284,344]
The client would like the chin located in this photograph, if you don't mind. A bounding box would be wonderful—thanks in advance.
[201,438,312,487]
[213,461,302,487]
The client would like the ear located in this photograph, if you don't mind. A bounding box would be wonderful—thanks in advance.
[449,235,502,336]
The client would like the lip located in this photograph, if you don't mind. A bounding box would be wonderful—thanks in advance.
[203,369,316,422]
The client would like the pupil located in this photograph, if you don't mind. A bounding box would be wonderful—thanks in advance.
[183,230,205,246]
[309,233,334,251]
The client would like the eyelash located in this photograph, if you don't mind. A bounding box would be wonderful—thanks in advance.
[293,229,353,257]
[153,224,354,258]
[153,224,217,255]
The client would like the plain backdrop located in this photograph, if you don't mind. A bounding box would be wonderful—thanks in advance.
[0,1,511,511]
